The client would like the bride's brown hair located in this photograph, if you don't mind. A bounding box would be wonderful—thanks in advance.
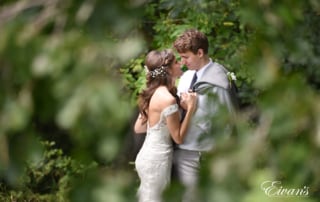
[138,49,179,123]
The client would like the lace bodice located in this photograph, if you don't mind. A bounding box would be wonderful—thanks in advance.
[143,104,179,152]
[135,104,179,202]
[148,104,179,129]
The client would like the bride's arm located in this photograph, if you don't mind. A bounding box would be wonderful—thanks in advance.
[134,113,147,134]
[167,93,197,144]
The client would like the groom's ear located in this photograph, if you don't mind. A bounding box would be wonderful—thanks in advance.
[197,49,204,58]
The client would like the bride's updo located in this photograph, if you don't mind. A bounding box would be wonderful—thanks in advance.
[144,49,174,80]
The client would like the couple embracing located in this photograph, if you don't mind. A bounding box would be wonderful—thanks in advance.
[134,29,238,202]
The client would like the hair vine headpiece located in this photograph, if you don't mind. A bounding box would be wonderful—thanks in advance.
[144,65,167,78]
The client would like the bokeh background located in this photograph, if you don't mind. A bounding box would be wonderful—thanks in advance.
[0,0,319,201]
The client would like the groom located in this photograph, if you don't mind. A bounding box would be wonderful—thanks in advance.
[172,29,238,202]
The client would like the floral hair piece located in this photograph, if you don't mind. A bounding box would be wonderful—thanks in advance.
[145,65,167,78]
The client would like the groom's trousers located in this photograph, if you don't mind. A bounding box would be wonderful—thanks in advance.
[172,148,201,202]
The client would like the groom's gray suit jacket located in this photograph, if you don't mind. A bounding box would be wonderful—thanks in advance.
[177,62,239,152]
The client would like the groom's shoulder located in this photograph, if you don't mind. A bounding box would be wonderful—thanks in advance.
[199,62,230,89]
[209,62,228,73]
[205,62,228,79]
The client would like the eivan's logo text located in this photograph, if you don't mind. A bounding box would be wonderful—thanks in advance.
[261,181,309,197]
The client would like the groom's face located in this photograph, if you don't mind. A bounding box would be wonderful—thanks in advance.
[179,50,202,71]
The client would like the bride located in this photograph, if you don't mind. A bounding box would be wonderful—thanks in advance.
[134,49,197,202]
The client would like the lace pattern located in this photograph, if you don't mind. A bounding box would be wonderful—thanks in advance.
[148,104,179,130]
[135,103,179,202]
[163,104,179,117]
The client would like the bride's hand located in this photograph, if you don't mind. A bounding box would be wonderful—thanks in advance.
[183,92,197,112]
[180,92,188,110]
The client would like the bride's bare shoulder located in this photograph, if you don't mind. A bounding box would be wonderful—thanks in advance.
[152,86,176,105]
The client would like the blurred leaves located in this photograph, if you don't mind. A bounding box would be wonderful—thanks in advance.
[1,0,144,201]
[1,0,320,201]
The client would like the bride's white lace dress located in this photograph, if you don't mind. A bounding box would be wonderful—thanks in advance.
[135,104,179,202]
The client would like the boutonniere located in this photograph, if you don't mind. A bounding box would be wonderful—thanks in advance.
[227,71,237,87]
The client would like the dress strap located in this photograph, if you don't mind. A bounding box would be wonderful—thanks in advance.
[162,104,179,117]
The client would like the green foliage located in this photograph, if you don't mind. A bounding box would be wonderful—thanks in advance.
[1,0,142,201]
[1,0,320,201]
[120,56,146,104]
[0,141,97,202]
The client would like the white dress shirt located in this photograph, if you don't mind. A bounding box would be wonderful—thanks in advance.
[177,59,213,95]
